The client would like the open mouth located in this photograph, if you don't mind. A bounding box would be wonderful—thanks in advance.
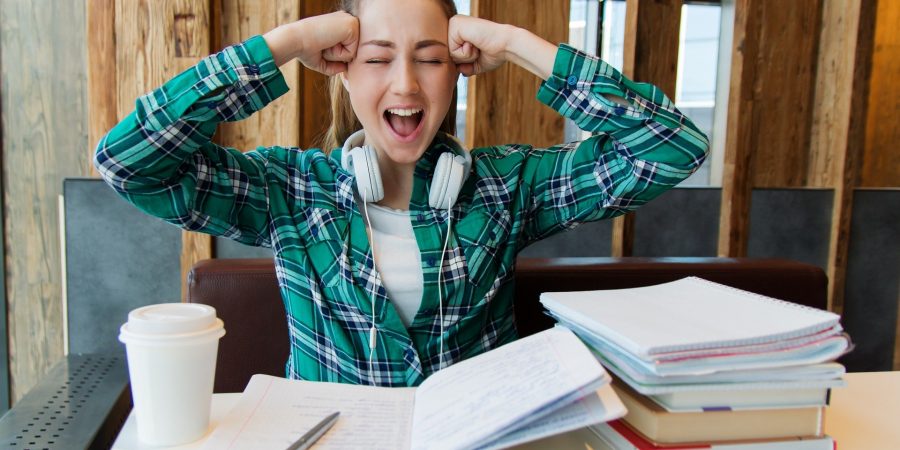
[383,107,425,143]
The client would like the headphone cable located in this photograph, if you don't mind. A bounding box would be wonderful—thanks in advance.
[361,198,378,386]
[436,207,453,371]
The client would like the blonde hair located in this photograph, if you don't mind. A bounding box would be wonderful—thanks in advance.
[316,0,459,152]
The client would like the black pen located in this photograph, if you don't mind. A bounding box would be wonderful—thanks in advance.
[285,411,341,450]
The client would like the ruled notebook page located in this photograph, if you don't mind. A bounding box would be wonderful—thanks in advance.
[409,327,607,450]
[540,277,841,358]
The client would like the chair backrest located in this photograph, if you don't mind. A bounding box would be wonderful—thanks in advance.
[187,257,827,393]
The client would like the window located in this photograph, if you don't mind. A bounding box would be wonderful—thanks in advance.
[598,0,727,186]
[675,3,722,186]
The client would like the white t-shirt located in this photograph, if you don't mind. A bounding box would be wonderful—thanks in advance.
[365,203,424,328]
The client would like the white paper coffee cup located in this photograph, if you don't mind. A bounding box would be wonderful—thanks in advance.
[119,303,225,446]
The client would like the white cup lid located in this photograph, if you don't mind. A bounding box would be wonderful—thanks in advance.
[123,303,219,337]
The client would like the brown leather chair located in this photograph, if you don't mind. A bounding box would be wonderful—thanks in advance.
[187,257,827,393]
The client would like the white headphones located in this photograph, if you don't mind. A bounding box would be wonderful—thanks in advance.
[340,129,472,209]
[340,129,470,381]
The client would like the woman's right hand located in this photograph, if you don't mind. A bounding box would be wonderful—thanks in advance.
[263,11,359,75]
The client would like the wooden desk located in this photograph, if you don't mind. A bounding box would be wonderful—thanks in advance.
[823,371,900,449]
[112,372,900,450]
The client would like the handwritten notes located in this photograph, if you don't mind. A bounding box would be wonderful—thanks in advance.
[200,328,621,450]
[201,377,414,450]
[410,328,606,449]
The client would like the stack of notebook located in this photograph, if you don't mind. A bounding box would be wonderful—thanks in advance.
[540,277,851,450]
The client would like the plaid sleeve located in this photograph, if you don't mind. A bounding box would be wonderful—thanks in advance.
[522,44,710,243]
[93,35,289,247]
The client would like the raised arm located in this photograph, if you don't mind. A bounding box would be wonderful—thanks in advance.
[94,13,359,246]
[448,15,709,245]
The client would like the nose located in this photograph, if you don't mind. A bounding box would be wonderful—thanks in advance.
[390,60,420,96]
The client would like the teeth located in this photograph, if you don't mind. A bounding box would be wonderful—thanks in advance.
[387,108,423,117]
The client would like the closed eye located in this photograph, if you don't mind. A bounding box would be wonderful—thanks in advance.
[365,59,389,64]
[418,60,445,65]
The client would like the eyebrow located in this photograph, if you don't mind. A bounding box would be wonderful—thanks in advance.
[361,39,448,50]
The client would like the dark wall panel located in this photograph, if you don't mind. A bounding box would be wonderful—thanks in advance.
[840,189,900,372]
[747,189,833,269]
[215,237,274,259]
[518,221,612,258]
[64,179,182,355]
[633,188,720,257]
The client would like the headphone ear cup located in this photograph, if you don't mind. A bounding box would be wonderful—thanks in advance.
[350,145,384,203]
[429,153,466,209]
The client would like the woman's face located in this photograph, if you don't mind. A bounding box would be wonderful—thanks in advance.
[345,0,458,167]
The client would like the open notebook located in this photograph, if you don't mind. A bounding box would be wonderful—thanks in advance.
[200,327,626,450]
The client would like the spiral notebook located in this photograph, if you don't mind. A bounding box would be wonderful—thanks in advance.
[539,277,843,360]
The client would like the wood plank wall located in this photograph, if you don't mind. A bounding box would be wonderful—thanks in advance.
[810,0,877,315]
[1,0,91,403]
[861,0,900,187]
[215,0,301,151]
[465,0,569,149]
[718,0,822,257]
[114,0,215,300]
[87,0,116,178]
[717,0,759,258]
[749,2,822,188]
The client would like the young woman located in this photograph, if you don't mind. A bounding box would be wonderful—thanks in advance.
[95,0,709,387]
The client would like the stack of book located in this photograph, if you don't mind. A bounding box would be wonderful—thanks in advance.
[540,277,851,450]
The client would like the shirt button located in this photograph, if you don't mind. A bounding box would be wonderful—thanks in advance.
[614,106,627,115]
[566,75,578,86]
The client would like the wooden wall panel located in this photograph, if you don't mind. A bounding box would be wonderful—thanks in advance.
[301,1,333,149]
[87,0,116,178]
[622,0,681,98]
[717,0,759,257]
[810,0,876,314]
[1,0,90,403]
[215,0,301,150]
[612,0,682,257]
[750,1,821,188]
[861,0,900,188]
[465,0,569,150]
[115,0,213,299]
[115,0,210,120]
[718,0,821,257]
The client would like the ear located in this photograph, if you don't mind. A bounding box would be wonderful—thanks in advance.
[340,73,350,92]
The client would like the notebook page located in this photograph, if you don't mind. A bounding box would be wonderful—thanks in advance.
[201,375,414,450]
[409,328,605,450]
[540,277,840,357]
[479,385,626,450]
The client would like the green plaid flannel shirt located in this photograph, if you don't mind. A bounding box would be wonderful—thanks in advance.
[95,35,708,386]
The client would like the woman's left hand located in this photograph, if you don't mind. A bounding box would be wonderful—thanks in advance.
[449,15,557,81]
[448,15,516,77]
